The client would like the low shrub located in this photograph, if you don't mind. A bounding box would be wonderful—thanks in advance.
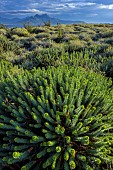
[105,38,113,45]
[35,33,50,39]
[30,27,47,34]
[0,36,19,54]
[0,29,7,35]
[0,66,113,170]
[11,28,29,37]
[0,60,23,80]
[64,40,86,53]
[101,58,113,78]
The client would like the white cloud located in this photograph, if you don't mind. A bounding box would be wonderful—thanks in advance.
[55,2,96,10]
[87,13,98,17]
[98,4,113,10]
[75,2,96,7]
[0,9,45,14]
[29,1,96,10]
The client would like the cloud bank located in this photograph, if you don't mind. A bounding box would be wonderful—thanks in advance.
[0,0,113,22]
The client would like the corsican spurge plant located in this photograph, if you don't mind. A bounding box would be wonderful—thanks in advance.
[0,66,113,170]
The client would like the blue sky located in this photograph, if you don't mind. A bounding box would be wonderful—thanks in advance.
[0,0,113,23]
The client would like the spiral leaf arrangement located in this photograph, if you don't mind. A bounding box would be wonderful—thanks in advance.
[0,66,113,170]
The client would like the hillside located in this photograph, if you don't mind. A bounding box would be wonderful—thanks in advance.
[0,23,113,170]
[0,23,113,74]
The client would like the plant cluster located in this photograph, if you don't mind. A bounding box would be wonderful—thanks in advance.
[0,67,113,170]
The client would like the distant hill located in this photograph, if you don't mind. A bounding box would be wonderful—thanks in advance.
[0,14,85,27]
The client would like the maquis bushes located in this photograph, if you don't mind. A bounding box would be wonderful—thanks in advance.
[0,66,113,170]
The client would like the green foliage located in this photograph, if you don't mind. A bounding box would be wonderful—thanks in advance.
[0,66,113,170]
[1,24,113,77]
[44,20,51,27]
[23,22,33,33]
[101,58,113,78]
[0,23,113,170]
[0,24,7,29]
[30,27,47,34]
[53,25,64,43]
[21,48,101,72]
[0,29,7,35]
[11,28,29,37]
[0,35,18,54]
[58,26,63,38]
[0,60,24,81]
[35,33,50,39]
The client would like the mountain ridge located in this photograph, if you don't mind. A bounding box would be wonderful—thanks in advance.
[0,14,85,27]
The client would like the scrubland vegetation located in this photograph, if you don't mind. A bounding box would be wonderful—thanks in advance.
[0,23,113,170]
